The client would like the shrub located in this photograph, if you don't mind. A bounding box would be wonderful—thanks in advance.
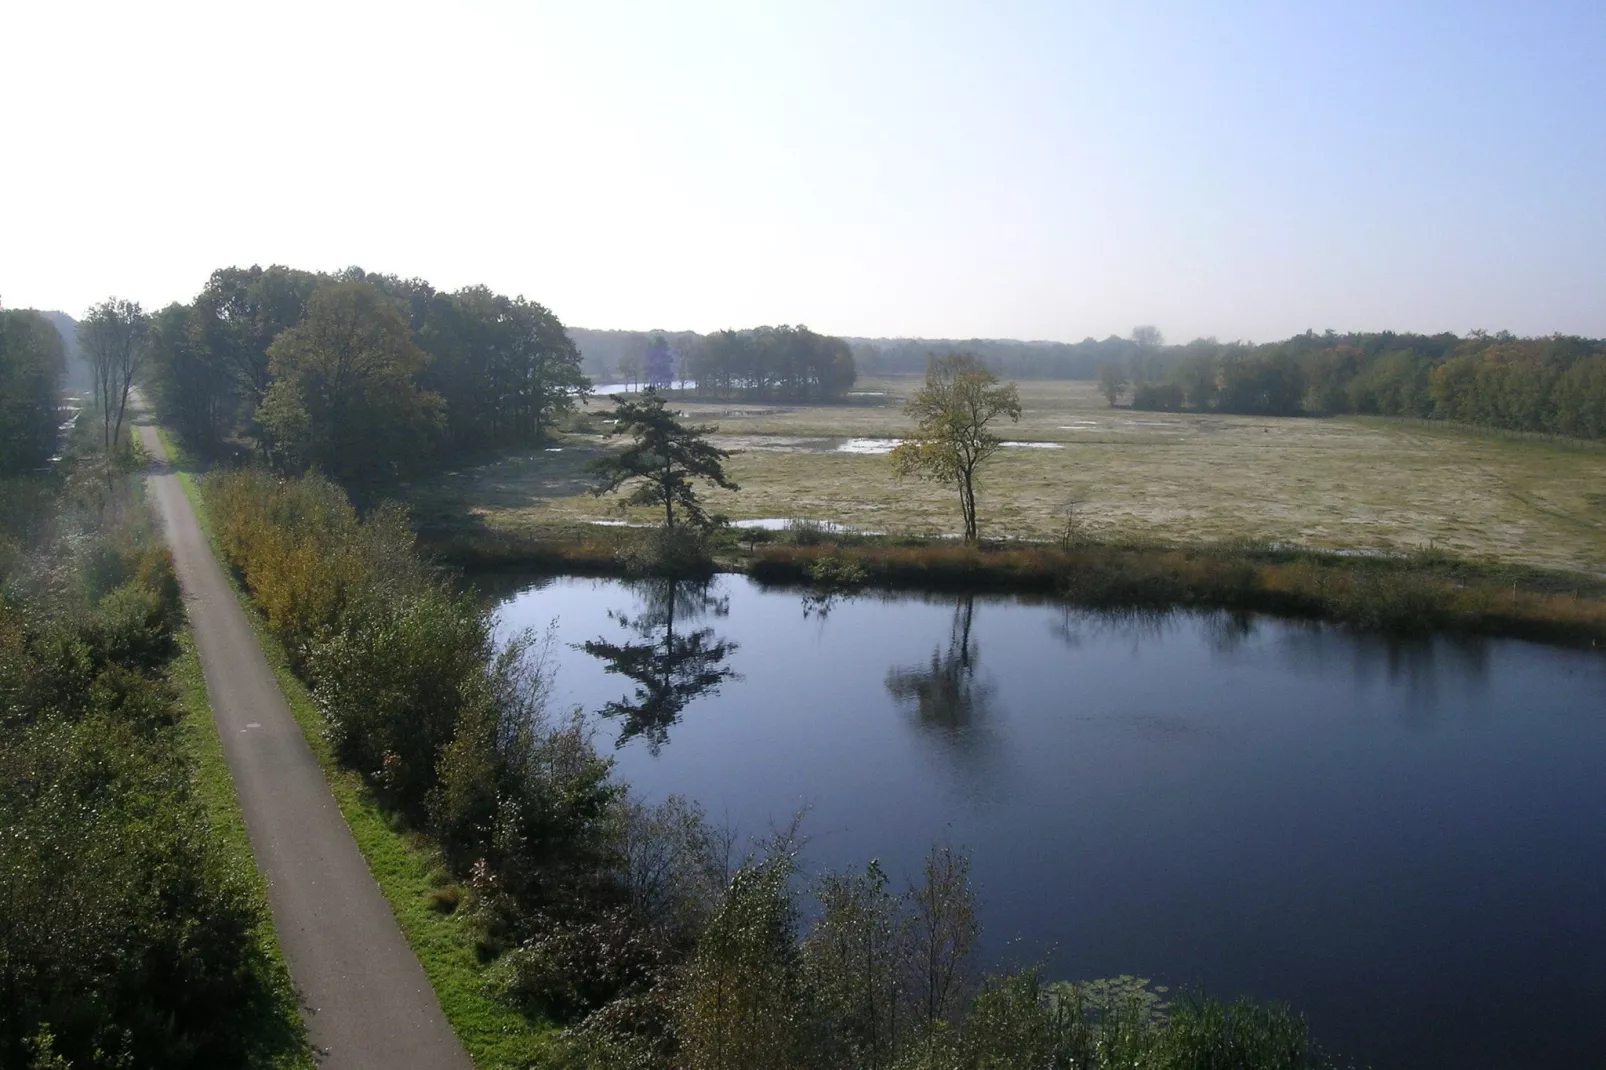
[500,909,667,1022]
[310,587,489,817]
[622,525,715,578]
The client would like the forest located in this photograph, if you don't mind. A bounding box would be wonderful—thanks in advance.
[1108,329,1606,437]
[138,265,588,488]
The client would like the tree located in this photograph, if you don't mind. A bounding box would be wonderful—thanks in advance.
[77,297,150,449]
[645,333,675,391]
[618,353,643,393]
[592,389,738,528]
[187,264,322,446]
[1096,362,1128,406]
[889,354,1021,542]
[418,288,589,450]
[0,309,66,473]
[143,303,236,449]
[258,281,443,488]
[1131,324,1165,349]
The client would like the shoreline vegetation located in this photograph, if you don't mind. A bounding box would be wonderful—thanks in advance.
[197,466,1347,1069]
[425,525,1606,649]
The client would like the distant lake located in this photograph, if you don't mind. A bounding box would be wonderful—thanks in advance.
[495,575,1606,1070]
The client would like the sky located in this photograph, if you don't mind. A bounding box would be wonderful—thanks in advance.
[3,0,1604,342]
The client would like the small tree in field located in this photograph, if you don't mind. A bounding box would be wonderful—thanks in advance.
[1097,362,1129,406]
[890,354,1020,542]
[592,389,738,528]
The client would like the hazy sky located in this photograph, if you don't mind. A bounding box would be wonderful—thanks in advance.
[5,1,1603,341]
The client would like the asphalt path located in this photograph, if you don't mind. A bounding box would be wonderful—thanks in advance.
[136,416,473,1069]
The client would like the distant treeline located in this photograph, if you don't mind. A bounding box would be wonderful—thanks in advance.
[1110,330,1606,438]
[691,325,856,400]
[572,328,1123,384]
[140,264,589,487]
[849,334,1152,379]
[571,325,858,401]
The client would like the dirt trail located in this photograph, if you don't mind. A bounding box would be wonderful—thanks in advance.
[136,416,473,1070]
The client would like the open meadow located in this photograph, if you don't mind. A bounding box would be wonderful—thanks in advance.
[409,377,1606,576]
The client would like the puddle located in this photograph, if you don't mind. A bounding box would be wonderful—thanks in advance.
[837,438,899,454]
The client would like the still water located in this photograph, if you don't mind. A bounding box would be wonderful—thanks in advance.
[495,575,1606,1069]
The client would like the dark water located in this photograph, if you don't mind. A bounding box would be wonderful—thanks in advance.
[494,575,1606,1070]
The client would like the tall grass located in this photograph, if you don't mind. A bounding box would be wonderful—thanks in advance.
[749,540,1606,645]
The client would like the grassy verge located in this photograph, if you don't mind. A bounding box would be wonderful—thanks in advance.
[170,630,314,1070]
[169,469,555,1070]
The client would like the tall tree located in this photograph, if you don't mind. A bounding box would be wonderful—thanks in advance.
[0,309,66,472]
[144,303,236,449]
[890,354,1021,542]
[77,297,150,449]
[189,265,322,440]
[645,333,676,391]
[258,281,443,488]
[592,389,738,528]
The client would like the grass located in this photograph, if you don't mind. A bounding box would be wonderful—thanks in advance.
[164,439,558,1069]
[170,629,314,1070]
[409,377,1606,576]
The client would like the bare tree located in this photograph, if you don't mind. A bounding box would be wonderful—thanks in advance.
[78,297,150,449]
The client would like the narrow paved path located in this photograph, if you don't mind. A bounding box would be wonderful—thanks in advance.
[136,416,473,1070]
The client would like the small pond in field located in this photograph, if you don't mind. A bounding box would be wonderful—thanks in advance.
[493,575,1606,1070]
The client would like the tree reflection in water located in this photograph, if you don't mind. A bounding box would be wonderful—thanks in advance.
[581,579,740,753]
[884,598,1006,802]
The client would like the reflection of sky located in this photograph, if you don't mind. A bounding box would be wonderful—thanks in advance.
[496,579,1606,1070]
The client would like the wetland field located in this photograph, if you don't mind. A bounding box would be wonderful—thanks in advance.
[412,377,1606,575]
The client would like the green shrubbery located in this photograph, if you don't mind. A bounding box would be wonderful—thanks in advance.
[0,467,293,1069]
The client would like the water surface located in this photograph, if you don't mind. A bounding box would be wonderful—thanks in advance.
[495,575,1606,1069]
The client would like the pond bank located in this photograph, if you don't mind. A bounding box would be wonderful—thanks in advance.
[425,527,1606,648]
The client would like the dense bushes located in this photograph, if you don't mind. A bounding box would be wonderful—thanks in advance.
[0,468,289,1069]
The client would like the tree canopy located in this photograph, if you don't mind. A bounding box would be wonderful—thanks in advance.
[259,281,444,486]
[139,264,592,491]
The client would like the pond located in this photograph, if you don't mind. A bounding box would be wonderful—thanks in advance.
[494,575,1606,1070]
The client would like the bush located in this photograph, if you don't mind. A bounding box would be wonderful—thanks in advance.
[500,909,667,1022]
[785,517,831,546]
[621,525,715,578]
[311,588,489,817]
